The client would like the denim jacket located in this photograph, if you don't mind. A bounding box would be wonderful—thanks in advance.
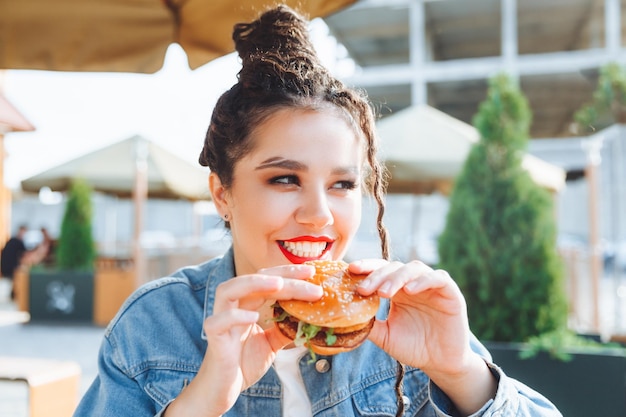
[74,248,562,417]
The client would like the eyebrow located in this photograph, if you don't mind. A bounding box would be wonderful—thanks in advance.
[255,157,360,176]
[256,157,306,171]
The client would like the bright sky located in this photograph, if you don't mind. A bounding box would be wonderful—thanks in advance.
[1,19,350,191]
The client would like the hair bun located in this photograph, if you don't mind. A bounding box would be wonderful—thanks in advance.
[232,5,324,95]
[233,6,314,61]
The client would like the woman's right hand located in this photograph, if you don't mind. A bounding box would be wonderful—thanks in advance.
[164,264,322,417]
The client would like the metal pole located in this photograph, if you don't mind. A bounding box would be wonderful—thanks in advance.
[0,133,7,245]
[501,0,518,79]
[612,125,626,334]
[409,0,426,105]
[583,137,604,333]
[133,137,149,287]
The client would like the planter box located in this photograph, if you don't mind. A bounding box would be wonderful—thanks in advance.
[14,267,30,312]
[20,260,136,326]
[93,259,135,326]
[29,270,94,322]
[486,342,626,417]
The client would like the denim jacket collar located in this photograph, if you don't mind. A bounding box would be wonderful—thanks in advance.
[201,247,236,340]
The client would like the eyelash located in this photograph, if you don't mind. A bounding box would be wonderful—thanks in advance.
[335,180,358,190]
[269,175,358,190]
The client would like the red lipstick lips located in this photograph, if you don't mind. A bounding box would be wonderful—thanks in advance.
[279,236,333,264]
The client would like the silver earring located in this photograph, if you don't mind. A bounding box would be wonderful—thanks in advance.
[223,214,229,221]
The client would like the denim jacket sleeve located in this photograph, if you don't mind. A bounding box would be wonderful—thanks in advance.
[426,336,563,417]
[73,337,166,417]
[428,364,563,417]
[72,274,208,417]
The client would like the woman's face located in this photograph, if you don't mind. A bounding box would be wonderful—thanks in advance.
[212,107,364,276]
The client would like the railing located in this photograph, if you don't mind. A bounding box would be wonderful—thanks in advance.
[560,247,626,338]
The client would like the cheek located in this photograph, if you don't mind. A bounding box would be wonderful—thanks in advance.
[234,191,291,229]
[336,196,362,235]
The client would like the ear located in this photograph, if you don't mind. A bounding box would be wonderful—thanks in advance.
[209,172,230,216]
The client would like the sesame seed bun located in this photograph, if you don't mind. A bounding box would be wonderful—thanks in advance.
[274,260,379,354]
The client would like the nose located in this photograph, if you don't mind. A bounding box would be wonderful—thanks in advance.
[295,186,334,229]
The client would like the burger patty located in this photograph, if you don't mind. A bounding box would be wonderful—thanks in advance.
[274,306,375,348]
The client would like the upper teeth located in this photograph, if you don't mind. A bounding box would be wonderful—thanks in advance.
[282,241,327,258]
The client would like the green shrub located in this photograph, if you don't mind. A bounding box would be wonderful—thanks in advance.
[56,179,96,271]
[520,328,626,361]
[575,62,626,132]
[438,74,568,343]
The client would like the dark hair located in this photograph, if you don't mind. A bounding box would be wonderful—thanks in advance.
[198,5,390,260]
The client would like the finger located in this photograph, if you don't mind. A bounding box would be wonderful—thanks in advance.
[403,269,461,299]
[214,275,285,313]
[366,318,388,351]
[271,277,323,301]
[263,325,295,353]
[348,258,388,275]
[376,262,428,297]
[204,308,260,337]
[214,275,322,314]
[258,264,315,279]
[357,261,432,297]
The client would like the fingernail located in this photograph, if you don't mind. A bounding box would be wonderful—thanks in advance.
[405,280,420,292]
[245,311,260,322]
[379,281,392,294]
[304,282,323,295]
[358,278,372,290]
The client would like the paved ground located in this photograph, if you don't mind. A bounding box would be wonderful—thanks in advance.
[0,278,105,416]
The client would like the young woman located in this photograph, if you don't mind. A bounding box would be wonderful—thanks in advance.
[74,5,562,417]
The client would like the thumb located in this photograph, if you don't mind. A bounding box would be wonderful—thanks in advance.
[264,325,295,353]
[367,319,388,351]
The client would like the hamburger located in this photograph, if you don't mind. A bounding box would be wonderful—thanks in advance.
[273,260,380,356]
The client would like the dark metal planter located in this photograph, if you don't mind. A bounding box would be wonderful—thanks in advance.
[486,341,626,417]
[29,270,94,322]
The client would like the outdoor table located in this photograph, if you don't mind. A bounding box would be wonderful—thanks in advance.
[0,356,81,417]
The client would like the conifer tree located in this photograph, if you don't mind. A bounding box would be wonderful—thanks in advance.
[438,74,568,342]
[575,62,626,131]
[56,179,96,271]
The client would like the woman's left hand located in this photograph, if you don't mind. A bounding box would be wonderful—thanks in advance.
[353,259,498,416]
[351,259,472,376]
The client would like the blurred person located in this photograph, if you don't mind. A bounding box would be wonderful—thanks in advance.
[32,226,56,267]
[74,5,562,417]
[1,224,28,299]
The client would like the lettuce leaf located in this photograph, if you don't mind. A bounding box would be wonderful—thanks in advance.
[273,304,338,362]
[294,321,322,347]
[325,328,337,346]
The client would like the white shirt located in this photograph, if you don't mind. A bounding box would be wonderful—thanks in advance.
[273,347,313,417]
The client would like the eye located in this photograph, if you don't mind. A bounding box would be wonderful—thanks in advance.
[269,175,300,186]
[331,180,358,190]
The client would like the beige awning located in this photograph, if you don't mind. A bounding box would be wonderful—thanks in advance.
[377,105,566,195]
[21,135,210,201]
[0,0,356,74]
